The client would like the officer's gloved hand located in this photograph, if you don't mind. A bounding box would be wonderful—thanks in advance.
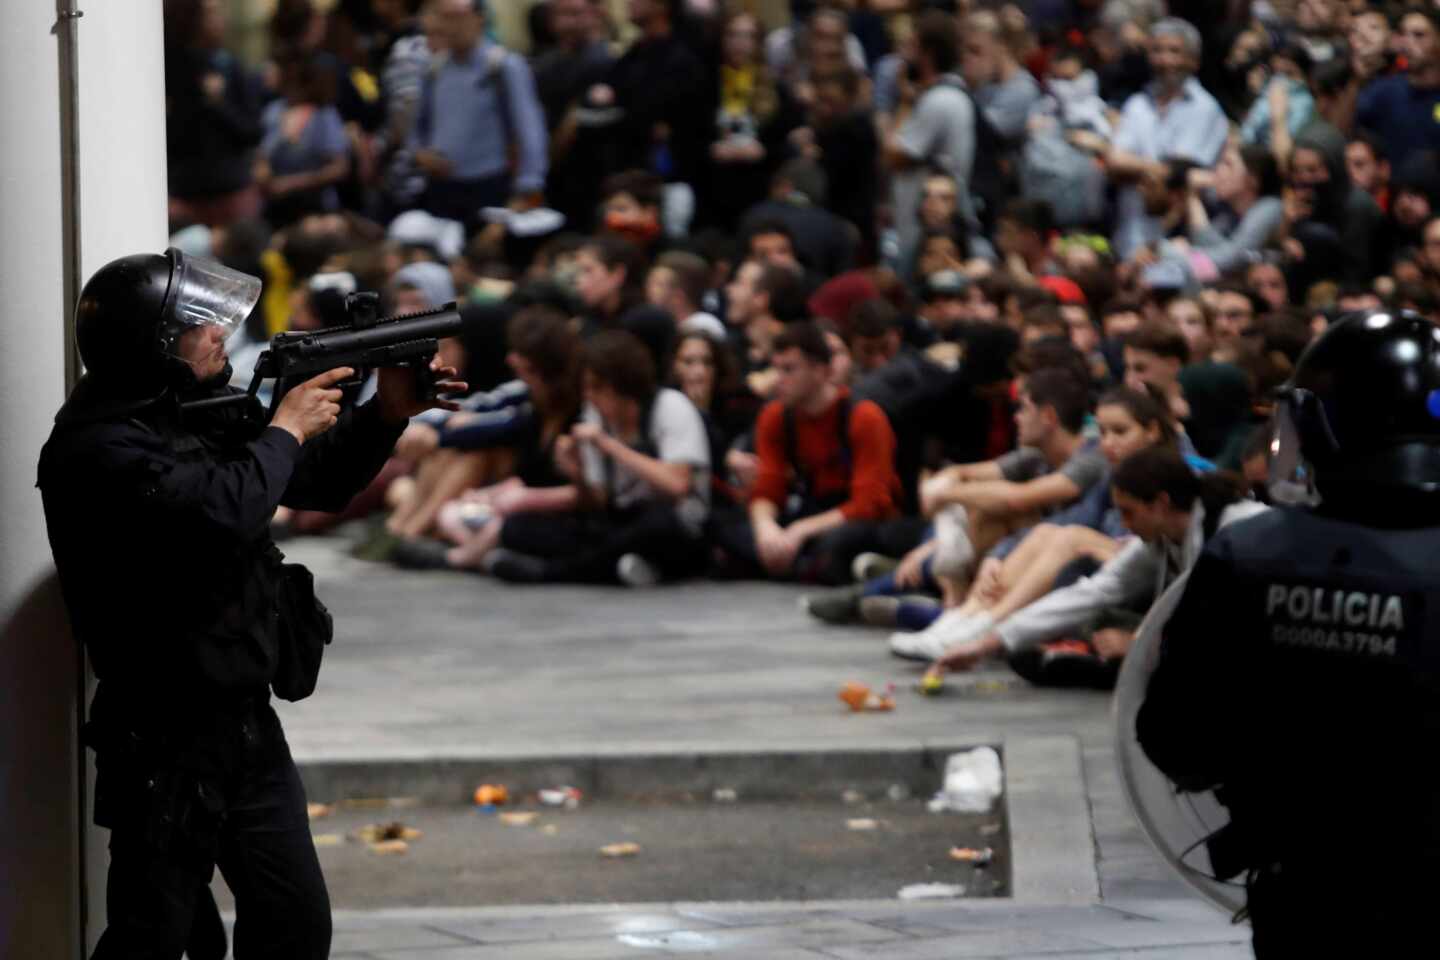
[271,368,352,444]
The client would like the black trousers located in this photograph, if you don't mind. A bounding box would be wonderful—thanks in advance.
[90,701,330,960]
[420,172,511,234]
[1248,864,1426,957]
[709,506,927,585]
[500,503,705,583]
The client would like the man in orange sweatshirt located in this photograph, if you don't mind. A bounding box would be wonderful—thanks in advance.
[715,321,911,584]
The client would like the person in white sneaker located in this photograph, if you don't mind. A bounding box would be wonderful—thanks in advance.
[890,384,1181,661]
[920,446,1265,674]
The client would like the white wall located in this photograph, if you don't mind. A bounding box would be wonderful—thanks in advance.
[0,2,167,956]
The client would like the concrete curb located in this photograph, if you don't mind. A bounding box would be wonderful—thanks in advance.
[1004,735,1100,905]
[296,734,1100,906]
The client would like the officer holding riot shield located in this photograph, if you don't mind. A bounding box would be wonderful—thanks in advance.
[1137,311,1440,955]
[38,249,462,958]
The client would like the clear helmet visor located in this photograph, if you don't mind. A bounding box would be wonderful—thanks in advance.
[161,248,262,350]
[1267,390,1322,506]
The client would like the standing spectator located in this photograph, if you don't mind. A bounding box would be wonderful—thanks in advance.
[961,10,1041,148]
[1347,6,1396,86]
[702,10,789,230]
[371,0,432,215]
[1106,18,1228,260]
[586,0,708,202]
[1164,143,1284,282]
[163,0,265,228]
[532,0,614,230]
[766,2,869,101]
[716,322,903,584]
[410,0,549,231]
[795,68,879,259]
[255,57,351,228]
[886,11,979,272]
[1356,8,1440,170]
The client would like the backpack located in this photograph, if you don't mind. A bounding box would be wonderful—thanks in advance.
[937,76,1007,233]
[781,395,853,510]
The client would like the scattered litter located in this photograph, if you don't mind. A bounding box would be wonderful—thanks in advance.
[712,788,739,803]
[927,747,1003,814]
[919,672,945,695]
[539,786,583,809]
[473,784,509,808]
[540,824,559,836]
[498,811,539,827]
[898,882,966,900]
[600,842,642,858]
[838,681,896,712]
[841,789,866,805]
[971,676,1022,694]
[311,833,345,847]
[357,822,423,844]
[846,818,879,831]
[368,839,410,855]
[980,823,1002,837]
[307,803,334,820]
[886,783,911,802]
[949,846,995,866]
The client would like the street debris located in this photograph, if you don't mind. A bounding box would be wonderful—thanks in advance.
[919,672,945,695]
[473,784,509,808]
[498,811,539,827]
[846,818,879,831]
[539,786,583,809]
[898,882,966,900]
[712,788,739,803]
[599,842,642,858]
[927,747,1003,814]
[841,789,866,805]
[838,681,896,712]
[886,783,911,802]
[358,821,422,854]
[949,846,994,866]
[311,833,345,847]
[540,824,559,836]
[307,802,334,820]
[980,823,1002,837]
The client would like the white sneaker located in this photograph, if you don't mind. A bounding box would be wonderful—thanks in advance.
[931,505,975,579]
[617,553,660,587]
[889,610,995,662]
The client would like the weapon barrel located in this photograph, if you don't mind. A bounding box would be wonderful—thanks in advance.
[275,304,461,363]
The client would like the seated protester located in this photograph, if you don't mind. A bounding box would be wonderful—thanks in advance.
[888,384,1195,656]
[1246,259,1290,312]
[848,299,951,514]
[480,330,712,586]
[1177,359,1257,469]
[994,199,1061,283]
[1149,143,1284,287]
[918,366,1106,591]
[1208,282,1262,357]
[712,322,907,585]
[738,159,858,280]
[922,446,1266,688]
[1122,322,1191,423]
[646,250,725,341]
[730,260,809,397]
[392,306,583,567]
[1166,295,1214,363]
[907,269,971,350]
[573,235,676,375]
[1282,123,1385,289]
[670,331,760,505]
[598,169,666,254]
[1018,304,1069,346]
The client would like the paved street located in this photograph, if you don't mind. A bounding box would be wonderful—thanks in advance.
[252,532,1252,958]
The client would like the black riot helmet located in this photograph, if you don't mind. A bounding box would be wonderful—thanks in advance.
[1269,311,1440,514]
[75,247,261,378]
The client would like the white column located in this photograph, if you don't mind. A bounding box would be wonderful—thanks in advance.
[0,2,167,957]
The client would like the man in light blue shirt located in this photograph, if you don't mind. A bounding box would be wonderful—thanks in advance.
[411,0,549,231]
[1106,19,1228,260]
